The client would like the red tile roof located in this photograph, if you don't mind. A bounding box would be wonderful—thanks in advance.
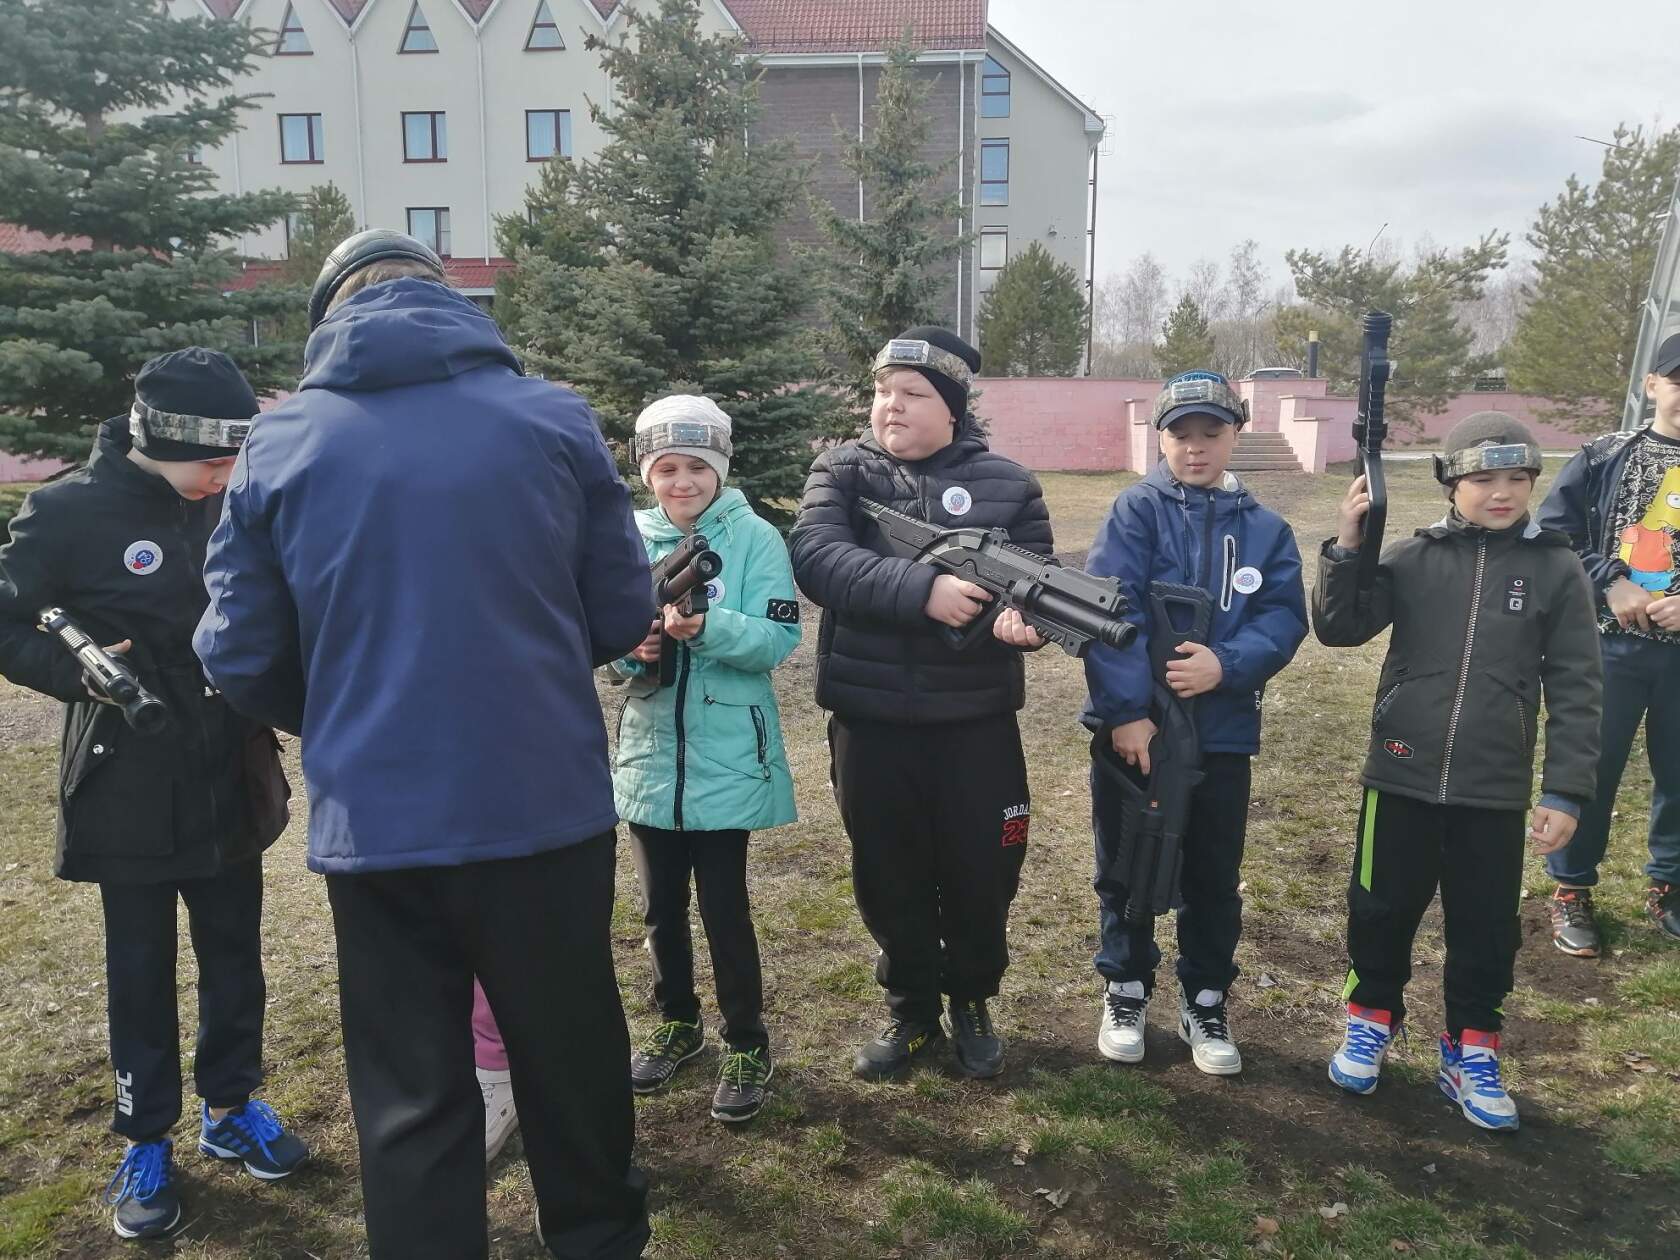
[0,224,92,253]
[224,256,513,291]
[725,0,986,53]
[318,0,607,26]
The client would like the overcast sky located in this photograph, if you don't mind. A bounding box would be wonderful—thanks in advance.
[987,0,1679,292]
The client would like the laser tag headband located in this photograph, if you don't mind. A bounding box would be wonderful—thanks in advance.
[1433,411,1543,484]
[1152,371,1249,429]
[127,348,260,461]
[308,228,445,329]
[872,338,978,392]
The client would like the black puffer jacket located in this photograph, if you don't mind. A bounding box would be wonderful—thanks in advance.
[0,418,289,884]
[790,422,1053,724]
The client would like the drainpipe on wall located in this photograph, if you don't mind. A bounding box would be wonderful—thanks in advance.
[351,33,368,228]
[476,27,490,262]
[856,52,865,221]
[1085,143,1099,375]
[230,115,246,255]
[956,54,966,340]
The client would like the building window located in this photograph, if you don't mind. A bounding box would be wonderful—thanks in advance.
[980,56,1010,118]
[525,110,572,161]
[980,228,1008,271]
[407,207,451,257]
[526,0,564,49]
[980,139,1009,206]
[279,113,325,164]
[403,112,448,162]
[284,210,309,257]
[275,2,312,55]
[400,2,438,53]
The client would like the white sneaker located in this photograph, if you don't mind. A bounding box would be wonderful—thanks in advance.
[1438,1031,1519,1131]
[1097,981,1148,1063]
[1328,1003,1395,1095]
[478,1067,519,1162]
[1179,989,1242,1076]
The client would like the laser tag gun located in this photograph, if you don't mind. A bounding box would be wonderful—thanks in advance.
[1352,310,1394,614]
[1092,582,1211,923]
[37,607,169,735]
[650,533,723,687]
[858,499,1137,657]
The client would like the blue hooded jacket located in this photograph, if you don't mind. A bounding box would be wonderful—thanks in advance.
[194,279,654,873]
[1081,462,1308,754]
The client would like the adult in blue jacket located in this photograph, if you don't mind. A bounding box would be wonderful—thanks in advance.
[194,232,653,1260]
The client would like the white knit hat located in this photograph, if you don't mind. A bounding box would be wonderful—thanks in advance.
[633,394,733,484]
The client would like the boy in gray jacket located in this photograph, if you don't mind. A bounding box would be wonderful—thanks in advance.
[1312,413,1602,1131]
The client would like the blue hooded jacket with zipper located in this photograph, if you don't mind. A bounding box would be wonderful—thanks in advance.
[194,279,654,874]
[609,489,800,833]
[1081,463,1308,753]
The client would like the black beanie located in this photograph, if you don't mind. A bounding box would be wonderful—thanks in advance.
[893,325,981,422]
[130,348,261,462]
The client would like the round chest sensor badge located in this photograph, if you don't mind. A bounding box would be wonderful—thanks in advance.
[124,540,163,575]
[1231,566,1262,595]
[942,486,973,517]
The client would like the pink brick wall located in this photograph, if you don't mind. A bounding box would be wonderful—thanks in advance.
[976,378,1612,473]
[0,453,64,482]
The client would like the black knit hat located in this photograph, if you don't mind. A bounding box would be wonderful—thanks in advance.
[129,348,261,462]
[882,325,982,422]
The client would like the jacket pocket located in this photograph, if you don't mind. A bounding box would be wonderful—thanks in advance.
[60,709,175,858]
[1369,663,1447,735]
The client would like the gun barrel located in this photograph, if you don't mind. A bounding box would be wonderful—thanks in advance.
[1024,585,1137,650]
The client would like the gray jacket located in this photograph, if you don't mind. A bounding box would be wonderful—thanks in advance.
[1312,514,1602,812]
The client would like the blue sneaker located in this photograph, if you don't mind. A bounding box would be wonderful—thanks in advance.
[1329,1003,1395,1095]
[198,1100,309,1180]
[103,1138,182,1240]
[1438,1031,1519,1131]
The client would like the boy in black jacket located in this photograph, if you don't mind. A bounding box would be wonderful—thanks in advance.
[791,327,1051,1082]
[1313,412,1602,1131]
[1535,332,1680,952]
[0,351,304,1240]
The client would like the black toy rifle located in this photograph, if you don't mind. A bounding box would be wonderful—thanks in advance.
[649,533,723,687]
[37,606,169,735]
[858,499,1136,656]
[1352,310,1393,612]
[1092,583,1211,923]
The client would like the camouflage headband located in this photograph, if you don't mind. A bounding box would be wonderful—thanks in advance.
[872,339,976,390]
[1434,441,1543,483]
[129,401,252,452]
[1152,372,1249,429]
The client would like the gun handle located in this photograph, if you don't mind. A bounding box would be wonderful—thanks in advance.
[939,600,1005,652]
[657,628,677,687]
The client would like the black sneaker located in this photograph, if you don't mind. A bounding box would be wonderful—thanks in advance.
[711,1046,773,1123]
[199,1100,309,1180]
[630,1019,705,1094]
[104,1138,182,1240]
[1648,883,1680,941]
[1549,886,1601,957]
[943,998,1005,1079]
[853,1017,944,1081]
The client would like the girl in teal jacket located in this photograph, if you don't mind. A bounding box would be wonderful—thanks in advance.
[612,396,799,1125]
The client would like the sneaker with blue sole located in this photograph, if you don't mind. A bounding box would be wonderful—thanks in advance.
[1328,1003,1395,1095]
[104,1138,182,1240]
[1438,1030,1519,1131]
[199,1099,310,1179]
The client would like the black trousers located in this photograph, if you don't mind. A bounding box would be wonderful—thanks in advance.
[99,858,266,1142]
[1343,789,1524,1037]
[325,835,649,1260]
[830,713,1030,1023]
[1092,752,1251,996]
[626,825,766,1053]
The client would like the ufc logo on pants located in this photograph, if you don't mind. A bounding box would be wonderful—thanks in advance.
[115,1070,134,1117]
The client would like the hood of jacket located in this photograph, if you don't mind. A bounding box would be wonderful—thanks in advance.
[298,278,523,394]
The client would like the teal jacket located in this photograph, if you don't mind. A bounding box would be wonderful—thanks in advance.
[611,489,801,832]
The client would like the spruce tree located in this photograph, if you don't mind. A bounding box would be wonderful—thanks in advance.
[495,0,840,526]
[816,31,969,410]
[1274,232,1507,425]
[976,242,1087,377]
[0,0,298,459]
[1507,122,1680,428]
[1156,295,1216,377]
[264,182,358,351]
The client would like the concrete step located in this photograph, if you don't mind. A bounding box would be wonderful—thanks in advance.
[1229,457,1304,471]
[1235,434,1295,448]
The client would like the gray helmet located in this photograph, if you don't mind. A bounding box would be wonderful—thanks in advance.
[1434,411,1542,484]
[308,228,444,329]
